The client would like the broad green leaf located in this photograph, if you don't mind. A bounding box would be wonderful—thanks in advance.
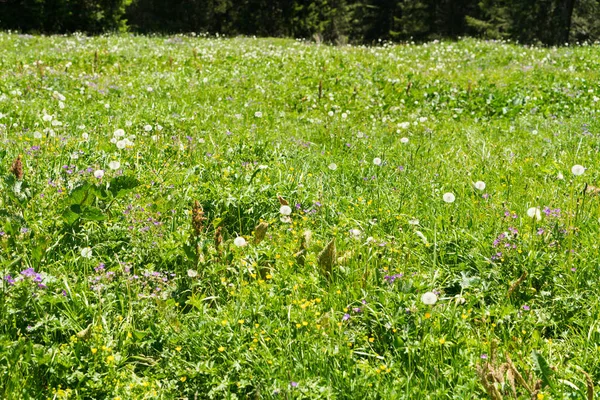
[67,183,95,206]
[62,207,80,225]
[80,206,106,221]
[532,350,555,390]
[109,175,140,198]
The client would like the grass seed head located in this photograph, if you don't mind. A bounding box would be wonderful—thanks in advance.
[192,200,206,237]
[214,226,223,251]
[277,195,289,206]
[253,222,268,244]
[10,155,23,180]
[317,238,336,280]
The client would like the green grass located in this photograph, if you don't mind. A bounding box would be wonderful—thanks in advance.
[1,32,600,399]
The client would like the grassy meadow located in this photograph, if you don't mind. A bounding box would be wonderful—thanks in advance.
[1,32,600,399]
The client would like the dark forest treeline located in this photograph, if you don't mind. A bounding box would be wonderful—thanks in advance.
[1,0,599,45]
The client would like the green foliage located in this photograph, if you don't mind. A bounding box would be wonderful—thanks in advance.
[571,0,600,42]
[0,0,131,33]
[1,0,600,44]
[467,0,585,45]
[1,33,600,398]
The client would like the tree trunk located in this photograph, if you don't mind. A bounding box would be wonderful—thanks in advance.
[555,0,577,44]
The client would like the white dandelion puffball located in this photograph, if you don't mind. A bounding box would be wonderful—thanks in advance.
[187,269,198,278]
[254,111,263,118]
[474,181,486,191]
[400,137,409,144]
[421,292,438,305]
[144,124,153,132]
[349,228,361,238]
[82,133,89,140]
[114,129,125,137]
[80,247,92,259]
[109,161,121,170]
[234,237,247,247]
[94,170,105,179]
[373,157,382,166]
[280,205,292,216]
[116,140,127,149]
[42,114,53,122]
[557,172,564,180]
[571,165,585,176]
[33,131,42,139]
[443,193,455,203]
[328,163,337,171]
[527,207,542,220]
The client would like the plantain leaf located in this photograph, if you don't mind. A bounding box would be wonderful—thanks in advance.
[532,350,555,390]
[109,175,140,198]
[80,206,106,221]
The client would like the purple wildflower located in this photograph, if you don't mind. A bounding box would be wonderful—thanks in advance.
[384,273,404,284]
[21,268,37,278]
[4,275,15,285]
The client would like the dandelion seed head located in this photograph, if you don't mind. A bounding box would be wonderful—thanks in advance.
[421,291,438,305]
[114,129,125,137]
[81,247,92,259]
[443,192,455,203]
[280,205,292,216]
[187,269,198,278]
[234,237,247,247]
[571,164,585,176]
